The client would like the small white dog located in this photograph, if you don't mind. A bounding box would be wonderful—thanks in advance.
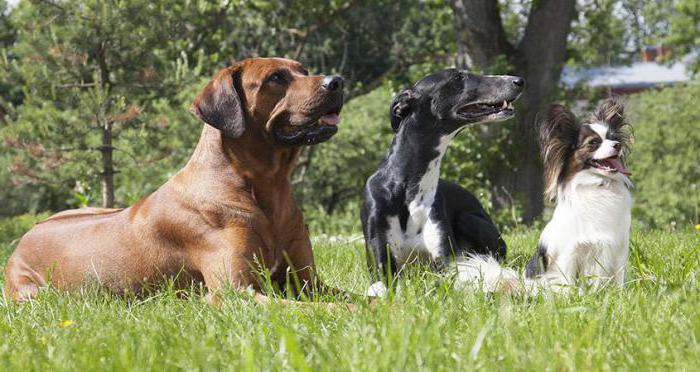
[459,98,633,294]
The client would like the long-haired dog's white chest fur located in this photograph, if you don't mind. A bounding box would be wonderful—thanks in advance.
[538,171,632,286]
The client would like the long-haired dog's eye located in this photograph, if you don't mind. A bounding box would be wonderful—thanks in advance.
[589,138,602,146]
[267,71,287,84]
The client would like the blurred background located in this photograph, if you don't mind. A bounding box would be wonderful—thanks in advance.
[0,0,697,235]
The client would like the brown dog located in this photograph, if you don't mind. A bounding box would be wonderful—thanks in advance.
[4,57,347,304]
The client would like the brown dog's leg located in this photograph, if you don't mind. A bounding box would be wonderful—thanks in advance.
[4,257,46,303]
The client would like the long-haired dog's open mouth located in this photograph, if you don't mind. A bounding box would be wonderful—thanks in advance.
[590,156,631,176]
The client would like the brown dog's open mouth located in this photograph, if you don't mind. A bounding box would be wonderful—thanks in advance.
[318,112,340,126]
[456,99,515,119]
[275,107,342,146]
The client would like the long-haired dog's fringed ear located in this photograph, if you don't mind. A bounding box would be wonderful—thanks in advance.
[538,104,580,201]
[591,96,633,160]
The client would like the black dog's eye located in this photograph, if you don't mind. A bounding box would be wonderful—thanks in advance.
[267,71,287,84]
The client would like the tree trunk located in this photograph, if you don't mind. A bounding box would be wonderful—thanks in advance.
[95,33,114,208]
[101,122,114,208]
[450,0,576,223]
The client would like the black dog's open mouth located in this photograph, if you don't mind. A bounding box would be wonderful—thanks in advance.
[590,156,631,176]
[456,99,516,119]
[275,106,342,146]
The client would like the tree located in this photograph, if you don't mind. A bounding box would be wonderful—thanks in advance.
[2,0,195,208]
[0,0,18,121]
[450,0,576,223]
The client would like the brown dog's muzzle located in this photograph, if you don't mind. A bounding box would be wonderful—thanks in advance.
[273,75,344,146]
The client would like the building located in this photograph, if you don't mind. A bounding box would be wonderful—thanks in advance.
[562,46,693,94]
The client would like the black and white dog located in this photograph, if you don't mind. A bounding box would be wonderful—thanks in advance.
[461,98,633,294]
[361,69,524,296]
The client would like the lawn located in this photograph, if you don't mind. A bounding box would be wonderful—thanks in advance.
[0,215,697,371]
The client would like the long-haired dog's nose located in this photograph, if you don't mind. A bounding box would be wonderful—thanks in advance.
[613,141,621,150]
[322,75,344,92]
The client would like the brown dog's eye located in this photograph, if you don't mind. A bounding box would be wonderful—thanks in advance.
[267,71,287,85]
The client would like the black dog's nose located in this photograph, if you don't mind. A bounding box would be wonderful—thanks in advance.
[512,77,525,87]
[322,75,344,92]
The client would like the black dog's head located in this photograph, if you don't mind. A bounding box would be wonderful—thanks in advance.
[390,69,524,133]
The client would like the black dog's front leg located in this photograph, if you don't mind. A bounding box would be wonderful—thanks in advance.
[364,230,397,297]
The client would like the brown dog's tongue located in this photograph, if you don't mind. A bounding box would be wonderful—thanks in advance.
[320,113,340,126]
[609,158,631,176]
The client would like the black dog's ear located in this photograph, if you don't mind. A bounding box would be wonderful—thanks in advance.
[190,65,245,138]
[538,104,580,201]
[390,89,416,132]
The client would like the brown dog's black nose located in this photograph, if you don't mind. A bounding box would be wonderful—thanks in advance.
[512,77,525,88]
[322,75,344,92]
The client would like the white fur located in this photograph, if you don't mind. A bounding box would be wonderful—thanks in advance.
[455,255,557,296]
[385,134,455,267]
[541,169,632,287]
[458,168,632,295]
[589,123,620,160]
[367,281,388,297]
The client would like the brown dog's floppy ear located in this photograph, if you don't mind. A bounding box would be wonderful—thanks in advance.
[390,89,416,132]
[190,66,245,138]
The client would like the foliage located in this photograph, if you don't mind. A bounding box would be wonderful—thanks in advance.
[0,0,207,211]
[0,0,452,215]
[627,82,700,227]
[296,84,393,233]
[0,0,697,225]
[0,221,697,369]
[664,0,700,72]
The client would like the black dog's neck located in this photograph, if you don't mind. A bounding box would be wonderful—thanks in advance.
[385,118,456,201]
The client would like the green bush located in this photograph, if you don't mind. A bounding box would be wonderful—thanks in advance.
[0,213,46,262]
[627,82,700,228]
[297,84,394,234]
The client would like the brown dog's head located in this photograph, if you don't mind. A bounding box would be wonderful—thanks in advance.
[191,57,344,146]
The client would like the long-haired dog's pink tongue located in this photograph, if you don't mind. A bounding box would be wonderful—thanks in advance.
[610,158,631,176]
[320,113,340,126]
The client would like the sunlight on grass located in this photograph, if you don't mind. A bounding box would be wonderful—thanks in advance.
[0,218,697,370]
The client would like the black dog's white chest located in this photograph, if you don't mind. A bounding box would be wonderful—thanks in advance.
[385,193,445,265]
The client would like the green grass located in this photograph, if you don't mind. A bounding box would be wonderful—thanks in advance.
[0,215,698,370]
